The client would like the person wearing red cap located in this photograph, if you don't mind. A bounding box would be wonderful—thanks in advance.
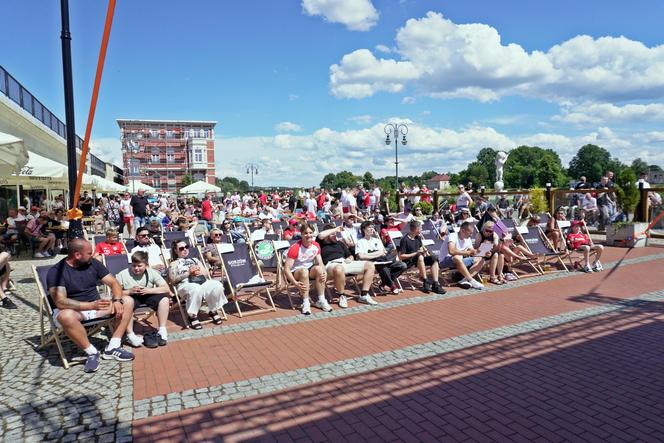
[283,218,301,240]
[566,221,603,273]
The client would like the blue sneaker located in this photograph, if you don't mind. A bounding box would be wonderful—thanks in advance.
[84,353,101,373]
[102,347,135,362]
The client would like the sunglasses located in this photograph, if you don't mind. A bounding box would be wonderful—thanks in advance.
[137,234,148,238]
[212,234,221,237]
[484,229,494,233]
[178,245,189,251]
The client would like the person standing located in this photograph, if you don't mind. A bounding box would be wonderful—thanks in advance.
[201,193,213,223]
[130,189,150,233]
[119,193,134,239]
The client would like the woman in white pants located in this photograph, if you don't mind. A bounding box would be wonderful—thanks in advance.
[168,240,227,329]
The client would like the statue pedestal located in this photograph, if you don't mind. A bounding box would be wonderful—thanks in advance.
[494,181,505,192]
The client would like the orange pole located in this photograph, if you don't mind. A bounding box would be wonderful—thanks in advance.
[70,0,116,211]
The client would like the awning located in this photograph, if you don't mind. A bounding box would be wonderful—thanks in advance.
[0,132,30,176]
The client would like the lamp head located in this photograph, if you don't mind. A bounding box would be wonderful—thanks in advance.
[385,135,391,146]
[401,135,407,146]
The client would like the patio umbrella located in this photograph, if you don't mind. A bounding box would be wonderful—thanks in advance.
[0,131,30,176]
[179,180,221,195]
[127,180,156,193]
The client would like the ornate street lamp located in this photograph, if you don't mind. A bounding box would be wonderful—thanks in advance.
[384,123,408,192]
[245,163,259,189]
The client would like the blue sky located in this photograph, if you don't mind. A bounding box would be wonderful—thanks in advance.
[2,0,664,186]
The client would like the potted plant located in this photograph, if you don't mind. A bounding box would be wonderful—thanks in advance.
[606,169,648,247]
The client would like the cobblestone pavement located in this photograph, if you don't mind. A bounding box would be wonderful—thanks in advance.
[2,246,664,442]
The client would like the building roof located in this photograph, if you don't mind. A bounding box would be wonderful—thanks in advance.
[116,119,217,127]
[429,174,451,181]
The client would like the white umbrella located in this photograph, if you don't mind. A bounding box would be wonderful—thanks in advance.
[179,180,221,195]
[127,180,156,193]
[0,132,29,176]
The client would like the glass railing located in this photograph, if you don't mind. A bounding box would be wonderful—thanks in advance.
[1,64,107,172]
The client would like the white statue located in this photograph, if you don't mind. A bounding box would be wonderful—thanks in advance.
[495,151,509,192]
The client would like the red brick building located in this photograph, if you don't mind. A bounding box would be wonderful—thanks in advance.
[117,119,216,193]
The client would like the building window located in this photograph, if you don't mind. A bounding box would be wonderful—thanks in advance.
[194,149,203,163]
[152,173,161,188]
[166,148,175,163]
[189,129,195,138]
[129,159,140,177]
[193,172,205,182]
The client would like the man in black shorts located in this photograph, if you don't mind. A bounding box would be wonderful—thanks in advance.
[398,220,445,294]
[116,251,170,348]
[130,189,150,232]
[47,238,135,373]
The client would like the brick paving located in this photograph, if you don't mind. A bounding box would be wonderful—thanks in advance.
[1,245,664,442]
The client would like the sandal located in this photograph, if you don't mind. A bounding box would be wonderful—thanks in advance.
[209,311,223,325]
[490,278,505,285]
[189,316,203,330]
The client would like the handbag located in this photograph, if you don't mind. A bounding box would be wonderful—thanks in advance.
[188,275,207,285]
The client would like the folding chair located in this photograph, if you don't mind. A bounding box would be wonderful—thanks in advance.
[273,239,298,309]
[500,219,543,276]
[559,220,598,270]
[91,235,107,249]
[519,226,568,272]
[103,254,159,325]
[33,264,114,369]
[217,242,276,317]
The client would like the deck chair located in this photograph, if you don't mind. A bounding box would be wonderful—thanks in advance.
[520,226,568,272]
[559,220,598,270]
[217,243,276,317]
[103,254,159,325]
[91,235,107,249]
[274,239,298,309]
[500,219,543,276]
[33,264,114,369]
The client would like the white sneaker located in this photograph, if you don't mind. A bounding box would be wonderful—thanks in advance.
[42,251,52,257]
[469,279,485,290]
[314,298,333,312]
[126,334,144,347]
[358,294,378,305]
[301,299,311,315]
[582,265,593,273]
[593,261,603,272]
[458,279,472,289]
[338,295,348,308]
[33,252,45,258]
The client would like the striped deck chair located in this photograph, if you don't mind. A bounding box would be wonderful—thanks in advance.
[520,225,568,272]
[33,264,114,369]
[500,218,543,276]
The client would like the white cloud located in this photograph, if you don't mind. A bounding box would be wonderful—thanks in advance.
[402,96,416,104]
[288,94,299,101]
[302,0,379,31]
[274,121,303,133]
[348,114,373,124]
[375,44,392,54]
[330,11,664,104]
[89,137,122,167]
[554,102,664,126]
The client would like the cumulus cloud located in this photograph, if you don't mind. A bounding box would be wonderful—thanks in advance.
[329,11,664,104]
[89,137,122,167]
[274,121,303,133]
[348,114,374,124]
[288,94,299,101]
[554,102,664,126]
[302,0,379,31]
[375,44,392,54]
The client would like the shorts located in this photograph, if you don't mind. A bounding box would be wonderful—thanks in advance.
[404,255,436,268]
[440,255,475,269]
[123,216,134,224]
[52,308,99,329]
[131,293,167,310]
[325,258,366,275]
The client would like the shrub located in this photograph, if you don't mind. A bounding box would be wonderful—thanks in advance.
[413,201,433,215]
[529,188,548,214]
[615,169,639,216]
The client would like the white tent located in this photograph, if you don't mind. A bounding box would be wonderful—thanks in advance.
[179,180,221,195]
[85,175,127,193]
[0,132,29,176]
[126,180,156,193]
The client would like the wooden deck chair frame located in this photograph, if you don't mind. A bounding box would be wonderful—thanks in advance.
[33,264,115,369]
[103,254,157,326]
[500,219,543,277]
[216,242,277,318]
[162,241,227,326]
[558,220,598,270]
[527,217,569,273]
[273,239,298,309]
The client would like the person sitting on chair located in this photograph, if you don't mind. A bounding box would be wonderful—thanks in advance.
[439,221,485,290]
[474,221,505,285]
[356,221,407,294]
[283,223,328,315]
[94,228,126,259]
[566,221,604,273]
[130,226,166,273]
[202,228,227,275]
[0,250,17,309]
[25,215,56,258]
[47,238,134,373]
[317,223,377,308]
[116,251,171,348]
[168,239,227,329]
[398,220,446,294]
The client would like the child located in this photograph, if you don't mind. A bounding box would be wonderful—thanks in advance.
[93,209,105,234]
[566,221,604,273]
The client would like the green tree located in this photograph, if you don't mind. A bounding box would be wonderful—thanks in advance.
[476,147,498,184]
[568,144,612,183]
[362,171,375,189]
[630,158,650,175]
[420,170,439,182]
[615,168,639,217]
[182,173,193,187]
[504,146,567,188]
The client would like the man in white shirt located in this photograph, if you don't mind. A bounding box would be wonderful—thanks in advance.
[371,184,381,211]
[119,193,134,238]
[130,226,166,273]
[439,221,484,290]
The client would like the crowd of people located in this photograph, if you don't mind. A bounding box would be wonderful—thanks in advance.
[1,175,659,372]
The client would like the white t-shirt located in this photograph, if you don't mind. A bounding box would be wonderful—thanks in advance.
[120,198,133,216]
[305,198,317,214]
[355,237,385,257]
[130,244,165,267]
[439,231,473,259]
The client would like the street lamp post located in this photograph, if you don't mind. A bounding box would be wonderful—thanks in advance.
[246,163,259,189]
[384,122,408,193]
[126,139,140,194]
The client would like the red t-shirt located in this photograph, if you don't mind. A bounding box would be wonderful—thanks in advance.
[95,241,125,256]
[566,232,589,250]
[380,226,401,246]
[286,240,320,270]
[259,194,268,206]
[201,200,213,221]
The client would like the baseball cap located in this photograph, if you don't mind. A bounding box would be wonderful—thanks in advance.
[18,206,26,210]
